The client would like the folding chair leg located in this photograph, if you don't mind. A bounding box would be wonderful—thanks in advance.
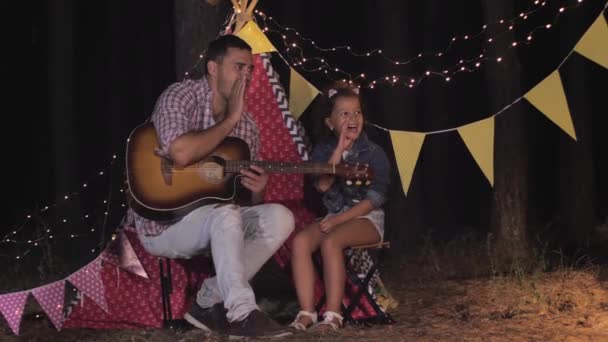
[159,258,173,325]
[344,264,377,320]
[159,258,191,331]
[344,255,396,325]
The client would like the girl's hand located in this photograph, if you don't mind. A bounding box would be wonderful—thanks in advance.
[319,214,345,233]
[336,120,354,153]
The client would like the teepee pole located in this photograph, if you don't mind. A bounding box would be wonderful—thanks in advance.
[232,0,260,34]
[247,0,259,15]
[230,0,241,13]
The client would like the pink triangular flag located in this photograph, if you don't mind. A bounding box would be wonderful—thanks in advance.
[118,232,148,279]
[31,281,65,331]
[101,231,148,278]
[100,235,120,265]
[67,259,108,312]
[0,291,29,335]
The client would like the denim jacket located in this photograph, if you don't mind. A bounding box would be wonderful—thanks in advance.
[311,133,391,213]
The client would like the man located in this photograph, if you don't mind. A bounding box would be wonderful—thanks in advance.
[127,35,294,338]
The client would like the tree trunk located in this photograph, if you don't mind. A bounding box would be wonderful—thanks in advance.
[174,0,231,79]
[374,0,423,252]
[421,1,451,232]
[482,0,530,271]
[558,58,596,248]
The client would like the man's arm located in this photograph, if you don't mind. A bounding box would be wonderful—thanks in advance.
[169,116,239,167]
[168,75,247,167]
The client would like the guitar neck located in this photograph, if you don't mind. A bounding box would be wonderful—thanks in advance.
[225,160,337,175]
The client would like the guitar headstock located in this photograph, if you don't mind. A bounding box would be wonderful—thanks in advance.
[335,162,373,186]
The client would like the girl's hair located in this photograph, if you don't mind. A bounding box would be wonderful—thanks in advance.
[318,84,361,118]
[312,82,365,142]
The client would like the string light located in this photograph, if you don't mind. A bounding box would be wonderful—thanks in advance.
[2,216,125,261]
[251,0,587,89]
[2,153,128,262]
[255,0,550,68]
[179,1,585,82]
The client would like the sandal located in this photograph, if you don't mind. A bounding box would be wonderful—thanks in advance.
[288,310,318,331]
[309,311,343,331]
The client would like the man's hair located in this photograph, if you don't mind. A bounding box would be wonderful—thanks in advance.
[203,35,252,74]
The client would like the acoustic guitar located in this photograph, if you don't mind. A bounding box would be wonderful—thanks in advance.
[126,122,372,221]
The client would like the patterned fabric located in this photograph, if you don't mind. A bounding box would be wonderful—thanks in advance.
[344,248,381,307]
[245,54,307,202]
[0,291,29,335]
[67,259,108,312]
[31,281,66,330]
[130,77,260,237]
[259,53,310,161]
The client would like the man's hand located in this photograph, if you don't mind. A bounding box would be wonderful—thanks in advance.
[240,165,268,203]
[226,75,247,124]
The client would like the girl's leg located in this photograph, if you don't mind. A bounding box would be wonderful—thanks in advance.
[320,218,380,320]
[290,222,325,326]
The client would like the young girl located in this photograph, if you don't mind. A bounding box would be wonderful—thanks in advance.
[289,85,391,331]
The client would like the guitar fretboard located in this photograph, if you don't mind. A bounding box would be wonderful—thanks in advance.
[225,161,336,175]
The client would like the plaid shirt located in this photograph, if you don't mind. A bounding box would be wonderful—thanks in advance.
[128,77,259,236]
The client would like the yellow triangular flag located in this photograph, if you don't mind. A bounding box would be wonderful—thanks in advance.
[289,68,320,119]
[235,21,276,55]
[574,12,608,69]
[457,117,495,186]
[389,131,425,195]
[524,70,577,140]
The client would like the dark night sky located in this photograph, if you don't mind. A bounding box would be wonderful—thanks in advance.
[2,1,607,247]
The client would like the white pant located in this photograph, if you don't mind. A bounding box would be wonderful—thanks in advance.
[138,203,295,322]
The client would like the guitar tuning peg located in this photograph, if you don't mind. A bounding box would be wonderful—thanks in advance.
[346,180,353,186]
[355,180,362,186]
[365,180,371,186]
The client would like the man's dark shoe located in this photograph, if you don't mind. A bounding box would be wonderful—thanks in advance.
[184,302,229,333]
[228,310,292,338]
